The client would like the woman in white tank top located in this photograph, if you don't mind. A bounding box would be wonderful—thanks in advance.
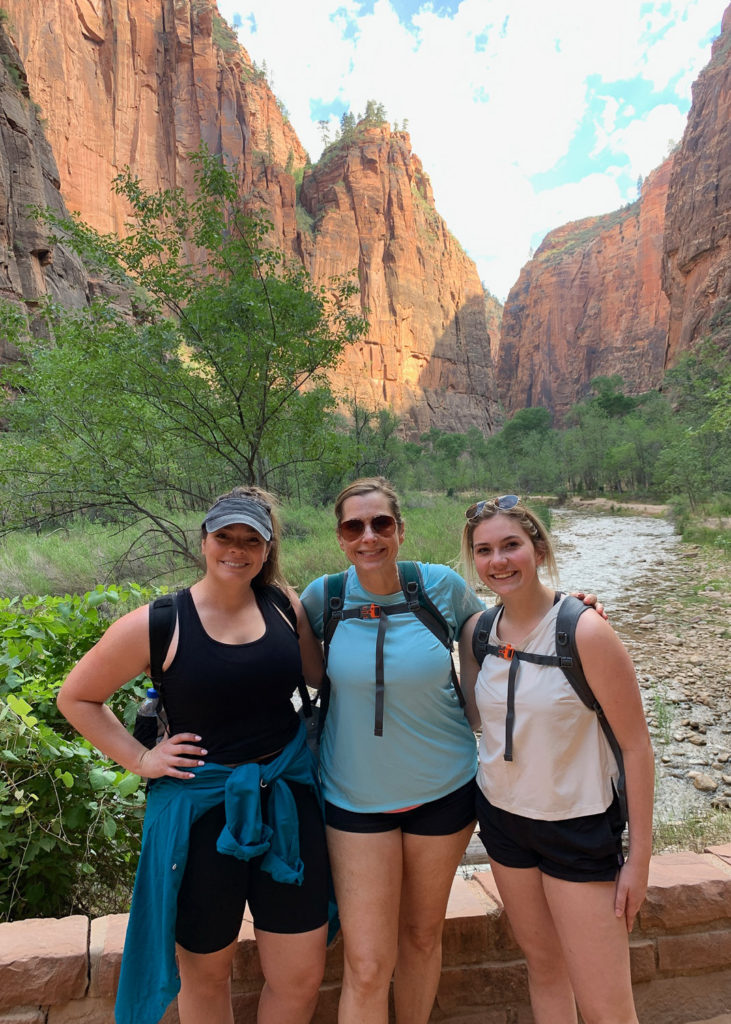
[458,496,654,1024]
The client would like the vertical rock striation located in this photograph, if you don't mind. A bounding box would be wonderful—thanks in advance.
[497,159,672,421]
[300,128,499,433]
[662,3,731,361]
[0,25,90,361]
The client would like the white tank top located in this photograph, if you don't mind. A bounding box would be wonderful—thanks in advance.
[475,596,619,821]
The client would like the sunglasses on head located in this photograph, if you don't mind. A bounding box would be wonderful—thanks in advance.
[338,514,398,542]
[465,495,520,521]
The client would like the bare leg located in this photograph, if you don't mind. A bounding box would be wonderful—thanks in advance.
[176,940,237,1024]
[489,862,578,1024]
[256,925,328,1024]
[393,822,474,1024]
[327,826,403,1024]
[542,874,638,1024]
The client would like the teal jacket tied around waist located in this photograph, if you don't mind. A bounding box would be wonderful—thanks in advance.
[115,723,331,1024]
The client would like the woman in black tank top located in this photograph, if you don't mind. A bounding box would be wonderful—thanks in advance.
[57,486,328,1024]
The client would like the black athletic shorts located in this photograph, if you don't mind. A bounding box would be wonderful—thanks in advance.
[476,786,625,882]
[176,781,329,954]
[325,777,477,835]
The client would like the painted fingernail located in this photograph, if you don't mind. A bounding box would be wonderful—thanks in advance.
[200,749,208,755]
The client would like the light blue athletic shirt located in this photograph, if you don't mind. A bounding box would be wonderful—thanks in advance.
[301,563,483,812]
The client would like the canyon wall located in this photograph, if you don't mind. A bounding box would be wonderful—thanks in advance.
[1,0,499,435]
[0,27,89,340]
[496,2,730,420]
[300,129,499,433]
[662,2,731,362]
[497,159,672,421]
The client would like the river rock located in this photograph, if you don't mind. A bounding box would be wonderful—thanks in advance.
[688,772,718,791]
[688,735,707,746]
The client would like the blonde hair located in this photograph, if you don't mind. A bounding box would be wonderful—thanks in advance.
[334,477,403,526]
[460,500,558,589]
[202,485,287,590]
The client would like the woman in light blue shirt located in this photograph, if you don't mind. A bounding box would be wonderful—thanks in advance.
[301,477,483,1024]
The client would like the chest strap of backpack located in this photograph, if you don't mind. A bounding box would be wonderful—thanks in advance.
[472,593,571,761]
[323,563,462,737]
[472,596,627,824]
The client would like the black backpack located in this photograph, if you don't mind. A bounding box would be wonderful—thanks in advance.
[317,561,464,738]
[471,593,627,826]
[137,587,319,754]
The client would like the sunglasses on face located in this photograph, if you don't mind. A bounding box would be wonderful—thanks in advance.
[338,514,398,542]
[465,495,521,521]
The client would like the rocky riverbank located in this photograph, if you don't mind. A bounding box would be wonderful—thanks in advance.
[461,529,731,867]
[611,544,731,828]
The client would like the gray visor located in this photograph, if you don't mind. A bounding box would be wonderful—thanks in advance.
[202,497,272,541]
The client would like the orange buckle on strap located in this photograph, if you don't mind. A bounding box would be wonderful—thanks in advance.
[360,603,382,619]
[497,643,515,660]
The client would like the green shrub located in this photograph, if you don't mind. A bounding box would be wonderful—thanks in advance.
[0,585,155,920]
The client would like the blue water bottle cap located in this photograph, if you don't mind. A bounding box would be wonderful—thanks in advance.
[146,687,158,698]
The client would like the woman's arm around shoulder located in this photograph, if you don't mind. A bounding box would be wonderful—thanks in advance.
[286,588,324,688]
[574,612,654,932]
[57,604,206,780]
[457,612,483,731]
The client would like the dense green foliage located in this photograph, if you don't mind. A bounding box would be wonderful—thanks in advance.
[0,585,154,921]
[0,147,367,567]
[356,355,730,535]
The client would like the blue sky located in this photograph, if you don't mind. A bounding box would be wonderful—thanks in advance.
[217,0,723,300]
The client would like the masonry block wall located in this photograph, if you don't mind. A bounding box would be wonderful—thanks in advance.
[1,847,730,1024]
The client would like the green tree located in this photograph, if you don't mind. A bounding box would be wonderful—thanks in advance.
[0,146,367,566]
[589,375,638,418]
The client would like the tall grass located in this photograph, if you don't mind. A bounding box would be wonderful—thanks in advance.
[0,497,475,598]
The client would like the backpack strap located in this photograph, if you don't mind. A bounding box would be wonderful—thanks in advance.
[322,571,348,665]
[471,606,501,664]
[148,593,178,694]
[259,583,314,718]
[556,596,627,825]
[397,561,465,709]
[315,571,348,740]
[321,563,466,738]
[474,594,627,826]
[471,596,586,762]
[260,583,298,632]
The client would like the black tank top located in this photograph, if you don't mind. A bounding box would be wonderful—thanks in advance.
[161,587,301,764]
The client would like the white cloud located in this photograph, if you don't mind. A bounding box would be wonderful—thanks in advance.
[601,104,689,179]
[217,0,722,299]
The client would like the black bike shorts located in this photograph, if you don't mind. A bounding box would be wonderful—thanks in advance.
[176,781,329,953]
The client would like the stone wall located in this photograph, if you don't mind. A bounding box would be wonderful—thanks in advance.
[1,847,730,1024]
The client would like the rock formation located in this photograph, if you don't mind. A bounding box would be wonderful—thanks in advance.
[300,129,499,433]
[0,25,89,351]
[496,3,730,419]
[497,159,673,421]
[2,0,499,434]
[662,3,731,361]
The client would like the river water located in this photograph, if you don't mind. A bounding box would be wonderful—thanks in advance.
[549,507,679,608]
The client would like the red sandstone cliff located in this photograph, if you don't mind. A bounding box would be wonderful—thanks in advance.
[497,4,730,419]
[300,128,499,433]
[662,3,731,361]
[497,159,673,420]
[2,0,499,434]
[0,25,94,361]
